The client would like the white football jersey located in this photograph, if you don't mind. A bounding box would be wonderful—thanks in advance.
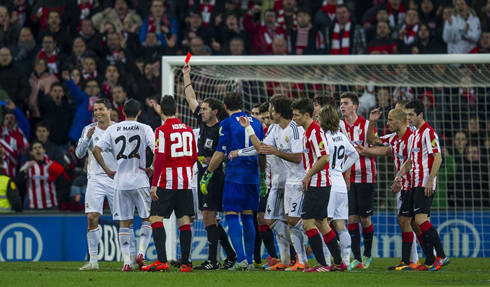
[76,122,117,176]
[96,121,155,190]
[263,121,305,184]
[326,129,357,193]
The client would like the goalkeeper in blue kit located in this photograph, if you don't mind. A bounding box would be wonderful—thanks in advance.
[201,92,266,270]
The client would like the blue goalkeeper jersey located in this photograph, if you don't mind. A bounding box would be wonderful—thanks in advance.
[216,111,264,184]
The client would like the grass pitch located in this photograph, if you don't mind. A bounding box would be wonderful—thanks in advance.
[1,258,489,287]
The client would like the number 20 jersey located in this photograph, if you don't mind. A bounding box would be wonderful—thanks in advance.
[96,121,155,190]
[154,118,198,190]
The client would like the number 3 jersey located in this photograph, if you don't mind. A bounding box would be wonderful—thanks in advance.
[96,121,155,190]
[153,118,198,190]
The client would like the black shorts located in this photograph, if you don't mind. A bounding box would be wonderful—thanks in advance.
[258,192,269,213]
[301,186,330,221]
[198,168,225,211]
[398,189,414,218]
[150,188,195,219]
[412,187,433,215]
[348,183,375,217]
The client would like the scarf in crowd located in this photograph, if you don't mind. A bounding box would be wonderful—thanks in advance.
[460,88,476,104]
[401,23,418,44]
[321,0,337,21]
[261,23,285,52]
[148,14,172,33]
[295,24,312,50]
[15,4,27,27]
[102,81,113,98]
[16,38,36,60]
[200,0,216,26]
[38,49,58,76]
[387,1,406,28]
[274,0,297,31]
[331,20,351,54]
[82,69,97,80]
[77,0,93,31]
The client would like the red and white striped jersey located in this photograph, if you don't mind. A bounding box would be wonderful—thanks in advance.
[407,122,440,188]
[340,116,376,183]
[21,156,65,209]
[0,125,29,177]
[0,138,18,178]
[380,128,413,190]
[153,118,198,190]
[302,121,331,187]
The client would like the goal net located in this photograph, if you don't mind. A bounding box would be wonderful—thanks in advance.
[158,55,490,261]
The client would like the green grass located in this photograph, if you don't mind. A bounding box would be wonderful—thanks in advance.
[0,259,489,287]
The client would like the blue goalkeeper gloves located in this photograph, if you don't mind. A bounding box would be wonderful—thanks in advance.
[200,170,213,195]
[259,172,268,198]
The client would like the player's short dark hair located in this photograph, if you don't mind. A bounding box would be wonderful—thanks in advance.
[259,102,270,114]
[36,121,50,131]
[313,95,336,108]
[95,98,112,110]
[291,98,314,118]
[340,92,359,107]
[160,95,177,116]
[271,97,293,120]
[123,98,140,118]
[405,100,425,117]
[319,105,340,133]
[223,92,243,111]
[253,103,261,109]
[203,97,223,116]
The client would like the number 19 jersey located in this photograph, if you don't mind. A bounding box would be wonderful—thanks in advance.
[96,121,155,190]
[153,118,198,190]
[326,130,357,193]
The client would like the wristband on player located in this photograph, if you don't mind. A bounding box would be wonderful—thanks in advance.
[245,125,255,137]
[184,84,192,90]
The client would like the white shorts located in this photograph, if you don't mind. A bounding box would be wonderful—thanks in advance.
[85,174,114,214]
[284,183,304,218]
[327,192,348,220]
[264,187,285,220]
[113,188,151,220]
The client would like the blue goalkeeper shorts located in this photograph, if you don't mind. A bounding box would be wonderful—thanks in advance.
[222,181,259,212]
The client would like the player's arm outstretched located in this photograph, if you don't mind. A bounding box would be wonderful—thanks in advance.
[75,125,95,159]
[182,64,199,113]
[366,108,385,147]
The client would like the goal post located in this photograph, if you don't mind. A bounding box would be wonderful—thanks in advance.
[160,54,490,260]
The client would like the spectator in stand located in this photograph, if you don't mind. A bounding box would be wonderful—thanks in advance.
[454,145,489,207]
[0,144,22,212]
[111,85,128,121]
[11,27,37,77]
[0,47,30,111]
[140,32,167,63]
[0,5,22,48]
[25,122,64,166]
[465,115,486,146]
[69,67,83,88]
[96,31,136,75]
[398,9,419,45]
[181,8,214,51]
[399,23,446,54]
[418,0,441,40]
[30,0,69,32]
[28,58,59,127]
[36,10,70,54]
[37,35,65,77]
[92,0,142,35]
[374,87,392,135]
[78,19,101,51]
[62,71,100,144]
[135,62,160,105]
[476,0,490,33]
[367,21,398,54]
[419,90,442,133]
[479,31,490,53]
[217,13,249,54]
[18,140,65,210]
[271,37,287,55]
[37,83,74,147]
[450,130,468,166]
[63,0,101,34]
[191,0,225,28]
[326,4,365,55]
[353,75,376,119]
[110,108,120,122]
[290,8,325,55]
[274,0,297,34]
[63,37,98,72]
[365,9,389,44]
[443,0,481,54]
[81,56,99,81]
[228,37,246,55]
[140,0,177,48]
[100,64,120,99]
[189,36,204,55]
[381,0,407,32]
[243,7,285,55]
[139,97,161,131]
[12,0,32,29]
[314,0,339,31]
[121,16,141,56]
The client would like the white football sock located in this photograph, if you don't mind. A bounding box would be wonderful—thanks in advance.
[138,221,152,257]
[119,228,131,264]
[87,228,100,262]
[410,231,419,264]
[271,220,293,245]
[338,229,352,265]
[129,225,136,263]
[289,220,307,265]
[275,233,290,264]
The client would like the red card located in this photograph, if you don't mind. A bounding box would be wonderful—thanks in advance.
[185,52,192,64]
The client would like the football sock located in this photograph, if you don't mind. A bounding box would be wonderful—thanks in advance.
[259,225,278,258]
[362,223,374,258]
[305,228,327,266]
[217,223,236,259]
[420,221,446,259]
[276,233,290,264]
[289,221,307,265]
[338,229,352,265]
[129,225,136,263]
[271,220,293,245]
[205,224,219,263]
[151,222,167,263]
[253,214,262,263]
[410,231,419,264]
[418,234,435,266]
[179,225,192,266]
[322,238,331,266]
[289,243,297,263]
[241,214,256,264]
[87,228,99,262]
[348,223,362,261]
[401,232,414,264]
[119,227,131,264]
[226,214,246,262]
[323,229,342,265]
[138,221,152,256]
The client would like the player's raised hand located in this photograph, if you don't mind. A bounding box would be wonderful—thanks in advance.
[139,166,154,178]
[228,150,239,161]
[239,116,250,127]
[87,126,96,139]
[182,64,191,76]
[150,186,159,201]
[369,108,382,122]
[149,99,162,115]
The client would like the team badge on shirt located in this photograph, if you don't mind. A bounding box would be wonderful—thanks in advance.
[285,136,289,143]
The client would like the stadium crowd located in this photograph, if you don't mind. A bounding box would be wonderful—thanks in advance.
[0,0,489,212]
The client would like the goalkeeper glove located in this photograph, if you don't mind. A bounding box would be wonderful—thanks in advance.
[200,170,213,195]
[259,172,268,198]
